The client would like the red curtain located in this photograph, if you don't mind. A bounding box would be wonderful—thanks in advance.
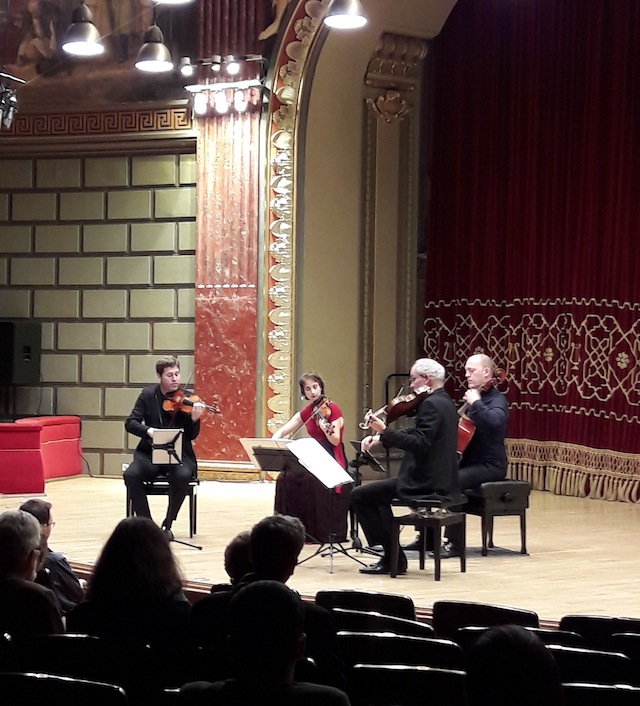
[424,0,640,499]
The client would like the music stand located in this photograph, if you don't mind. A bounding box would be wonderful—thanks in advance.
[348,440,387,556]
[240,438,366,573]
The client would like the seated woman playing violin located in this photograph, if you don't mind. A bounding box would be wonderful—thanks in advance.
[271,372,351,543]
[124,356,207,539]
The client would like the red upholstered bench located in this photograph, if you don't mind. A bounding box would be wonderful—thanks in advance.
[15,416,83,481]
[0,422,45,494]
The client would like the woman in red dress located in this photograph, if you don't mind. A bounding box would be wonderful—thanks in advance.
[272,372,351,542]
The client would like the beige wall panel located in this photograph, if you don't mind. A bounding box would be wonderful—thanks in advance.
[177,288,195,318]
[59,257,104,286]
[41,322,55,350]
[58,322,103,350]
[35,225,81,253]
[130,222,176,252]
[83,289,128,319]
[108,190,152,220]
[155,188,196,219]
[130,289,175,318]
[0,225,32,253]
[105,322,150,350]
[107,256,151,285]
[0,259,7,286]
[36,159,82,188]
[15,386,53,416]
[103,453,134,476]
[178,221,196,251]
[132,156,176,186]
[82,354,126,383]
[129,354,193,384]
[34,289,80,318]
[0,194,7,220]
[0,160,33,189]
[153,322,194,350]
[58,386,102,416]
[179,155,196,185]
[11,257,55,285]
[85,157,129,188]
[12,193,56,221]
[105,387,138,417]
[154,255,195,284]
[0,290,30,317]
[59,192,105,221]
[41,354,78,383]
[82,451,101,475]
[82,420,125,449]
[84,224,128,253]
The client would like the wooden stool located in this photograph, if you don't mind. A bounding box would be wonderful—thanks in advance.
[464,480,531,555]
[390,499,467,581]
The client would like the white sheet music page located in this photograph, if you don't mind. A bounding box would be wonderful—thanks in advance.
[287,438,353,489]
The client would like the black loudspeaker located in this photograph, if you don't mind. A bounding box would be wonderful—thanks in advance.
[0,321,42,384]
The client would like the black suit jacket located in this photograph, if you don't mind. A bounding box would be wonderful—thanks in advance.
[381,387,459,500]
[125,384,201,464]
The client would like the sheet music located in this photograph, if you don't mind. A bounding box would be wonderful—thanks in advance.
[287,438,353,489]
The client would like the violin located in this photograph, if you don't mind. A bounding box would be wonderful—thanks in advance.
[162,389,219,415]
[311,396,334,433]
[457,367,506,454]
[359,386,432,430]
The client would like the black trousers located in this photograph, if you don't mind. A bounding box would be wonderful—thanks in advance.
[124,454,194,528]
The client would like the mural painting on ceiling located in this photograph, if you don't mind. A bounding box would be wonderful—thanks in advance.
[0,0,196,110]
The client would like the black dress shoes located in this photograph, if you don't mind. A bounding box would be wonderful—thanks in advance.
[429,541,460,559]
[359,560,407,575]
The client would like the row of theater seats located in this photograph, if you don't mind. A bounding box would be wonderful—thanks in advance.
[3,593,640,705]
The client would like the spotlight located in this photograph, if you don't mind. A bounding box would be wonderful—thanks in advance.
[224,55,241,76]
[62,1,104,56]
[324,0,367,29]
[0,86,18,129]
[179,57,195,77]
[233,89,248,112]
[213,91,230,114]
[193,92,208,115]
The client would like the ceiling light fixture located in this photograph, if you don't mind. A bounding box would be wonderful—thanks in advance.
[135,25,173,73]
[62,1,104,56]
[324,0,368,29]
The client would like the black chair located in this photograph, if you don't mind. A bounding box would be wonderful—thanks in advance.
[124,471,199,537]
[548,644,635,686]
[610,633,640,671]
[0,632,18,672]
[456,624,583,655]
[316,589,416,620]
[563,682,640,706]
[559,615,640,651]
[337,632,465,674]
[349,663,466,706]
[0,672,128,706]
[389,495,467,580]
[331,608,434,638]
[464,480,532,555]
[432,599,539,640]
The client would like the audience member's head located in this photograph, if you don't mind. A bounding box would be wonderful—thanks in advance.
[227,580,305,682]
[465,624,563,706]
[224,530,252,584]
[0,509,42,581]
[20,498,54,543]
[87,517,184,603]
[250,514,305,582]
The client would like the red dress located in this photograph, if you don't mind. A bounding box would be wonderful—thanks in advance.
[274,400,352,543]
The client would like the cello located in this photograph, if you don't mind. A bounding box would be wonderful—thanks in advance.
[457,367,506,454]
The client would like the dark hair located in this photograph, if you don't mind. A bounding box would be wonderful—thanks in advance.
[156,356,180,376]
[466,624,563,706]
[298,371,325,399]
[250,514,305,579]
[87,517,183,603]
[19,498,51,525]
[224,530,252,584]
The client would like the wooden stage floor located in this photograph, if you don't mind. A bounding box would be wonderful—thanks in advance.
[3,476,639,625]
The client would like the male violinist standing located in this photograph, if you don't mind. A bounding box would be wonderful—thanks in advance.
[123,356,205,538]
[351,358,459,575]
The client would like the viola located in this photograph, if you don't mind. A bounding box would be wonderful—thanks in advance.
[359,386,432,430]
[457,367,506,454]
[162,389,219,415]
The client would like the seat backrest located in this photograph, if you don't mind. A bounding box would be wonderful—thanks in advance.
[432,599,539,639]
[548,644,635,686]
[337,632,464,671]
[0,672,128,706]
[560,615,640,651]
[456,625,583,655]
[316,589,415,620]
[563,682,640,706]
[331,608,434,638]
[610,633,640,665]
[349,663,466,706]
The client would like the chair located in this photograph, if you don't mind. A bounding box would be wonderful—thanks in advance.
[331,608,435,638]
[547,644,635,686]
[316,589,416,620]
[464,480,532,555]
[349,663,466,706]
[124,469,199,537]
[432,599,539,640]
[456,624,584,655]
[559,615,640,651]
[563,682,640,706]
[337,632,465,674]
[0,673,128,706]
[610,633,640,670]
[389,495,467,580]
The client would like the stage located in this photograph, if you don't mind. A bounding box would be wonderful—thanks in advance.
[3,475,639,625]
